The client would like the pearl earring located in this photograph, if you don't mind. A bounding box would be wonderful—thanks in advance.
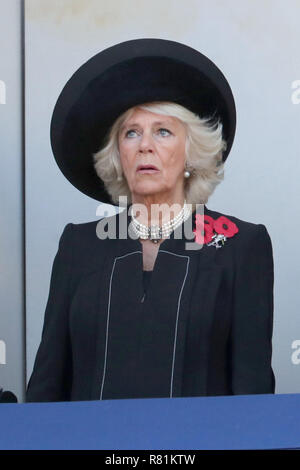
[117,174,123,181]
[184,169,190,178]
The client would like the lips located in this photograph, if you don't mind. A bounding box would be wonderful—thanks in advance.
[137,164,159,172]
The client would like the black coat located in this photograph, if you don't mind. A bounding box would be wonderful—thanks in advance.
[26,205,275,402]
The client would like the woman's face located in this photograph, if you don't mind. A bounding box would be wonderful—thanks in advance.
[118,108,187,202]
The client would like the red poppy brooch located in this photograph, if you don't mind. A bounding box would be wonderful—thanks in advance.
[193,214,239,249]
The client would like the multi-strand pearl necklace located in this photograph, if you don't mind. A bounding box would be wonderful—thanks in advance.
[130,200,192,244]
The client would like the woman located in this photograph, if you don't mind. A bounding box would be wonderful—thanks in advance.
[26,38,275,402]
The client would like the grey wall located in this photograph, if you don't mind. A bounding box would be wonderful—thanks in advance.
[0,0,297,401]
[0,0,24,402]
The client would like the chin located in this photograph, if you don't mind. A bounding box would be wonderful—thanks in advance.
[133,184,162,195]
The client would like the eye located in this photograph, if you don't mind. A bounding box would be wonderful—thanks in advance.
[158,128,171,136]
[125,129,138,138]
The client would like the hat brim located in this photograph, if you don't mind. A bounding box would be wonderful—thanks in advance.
[50,38,236,204]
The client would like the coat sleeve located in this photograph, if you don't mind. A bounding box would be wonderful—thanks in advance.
[26,223,74,402]
[229,223,276,395]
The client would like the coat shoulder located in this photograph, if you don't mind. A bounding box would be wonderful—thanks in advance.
[205,206,266,236]
[204,206,272,257]
[68,214,118,242]
[61,216,118,270]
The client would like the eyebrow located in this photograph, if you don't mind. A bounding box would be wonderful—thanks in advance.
[120,120,174,132]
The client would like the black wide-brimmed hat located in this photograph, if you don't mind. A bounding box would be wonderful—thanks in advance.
[50,38,236,204]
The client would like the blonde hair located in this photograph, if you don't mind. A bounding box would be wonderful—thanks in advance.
[93,101,227,209]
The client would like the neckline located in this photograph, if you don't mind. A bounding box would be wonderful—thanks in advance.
[126,203,205,234]
[115,203,210,257]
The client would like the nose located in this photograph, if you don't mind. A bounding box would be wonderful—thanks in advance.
[138,130,154,153]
